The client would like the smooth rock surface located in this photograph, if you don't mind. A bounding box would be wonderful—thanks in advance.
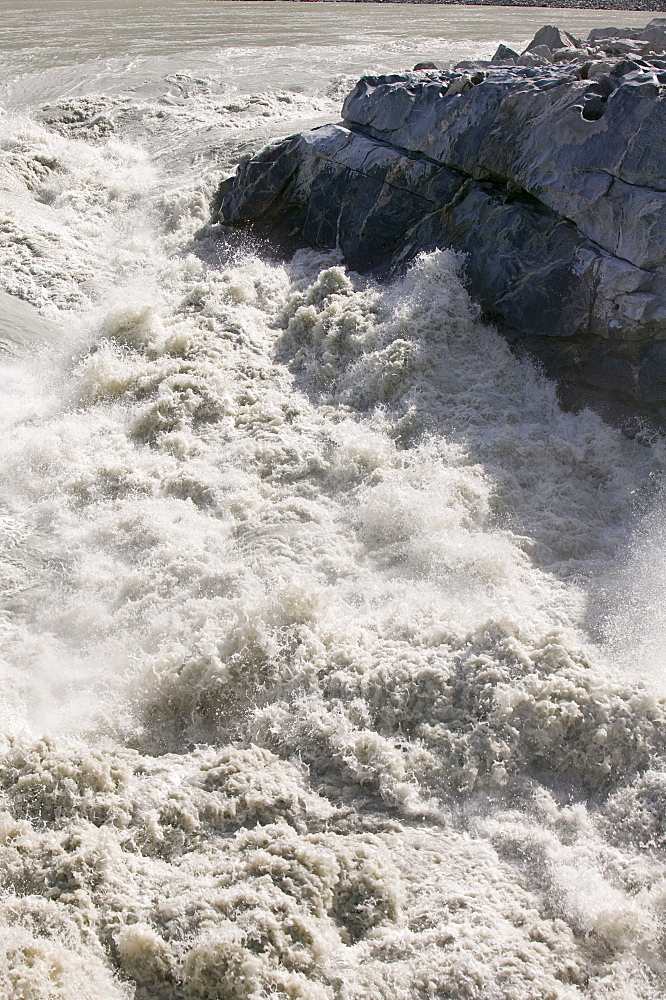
[216,22,666,429]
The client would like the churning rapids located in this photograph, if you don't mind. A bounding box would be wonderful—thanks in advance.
[2,2,666,998]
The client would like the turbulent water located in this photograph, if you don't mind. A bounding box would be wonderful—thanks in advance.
[1,2,666,998]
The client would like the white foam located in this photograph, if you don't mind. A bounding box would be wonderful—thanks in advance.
[1,10,666,999]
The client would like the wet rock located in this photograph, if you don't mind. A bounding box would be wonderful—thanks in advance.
[215,22,666,429]
[337,62,666,271]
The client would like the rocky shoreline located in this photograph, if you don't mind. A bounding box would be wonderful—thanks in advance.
[327,2,665,9]
[215,19,666,430]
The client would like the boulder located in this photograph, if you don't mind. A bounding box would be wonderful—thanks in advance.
[215,24,666,429]
[490,44,519,65]
[588,27,639,43]
[517,50,549,67]
[525,25,580,54]
[528,45,554,63]
[337,62,666,271]
[587,19,666,55]
[645,19,666,53]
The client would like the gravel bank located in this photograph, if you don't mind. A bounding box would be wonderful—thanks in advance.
[329,2,664,11]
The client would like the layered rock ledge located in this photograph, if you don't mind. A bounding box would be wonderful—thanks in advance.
[215,20,666,429]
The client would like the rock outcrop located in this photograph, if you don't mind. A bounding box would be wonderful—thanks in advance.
[215,20,666,429]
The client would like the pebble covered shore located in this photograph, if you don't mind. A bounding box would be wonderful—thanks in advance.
[331,1,665,11]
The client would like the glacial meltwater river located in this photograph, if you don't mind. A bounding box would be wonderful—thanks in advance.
[1,3,665,998]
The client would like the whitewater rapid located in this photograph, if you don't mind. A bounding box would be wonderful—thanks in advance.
[1,3,665,999]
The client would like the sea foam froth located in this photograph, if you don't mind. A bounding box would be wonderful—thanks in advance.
[1,13,666,998]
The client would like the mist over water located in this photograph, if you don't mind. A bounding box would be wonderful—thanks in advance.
[1,3,665,998]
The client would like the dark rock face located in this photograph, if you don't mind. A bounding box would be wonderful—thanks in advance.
[216,21,666,428]
[490,44,520,65]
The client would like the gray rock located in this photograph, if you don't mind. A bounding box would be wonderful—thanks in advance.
[645,21,666,53]
[588,27,640,43]
[599,39,648,56]
[525,25,580,54]
[587,19,666,55]
[453,60,490,72]
[554,47,588,63]
[529,45,554,63]
[339,62,666,270]
[216,27,666,429]
[518,51,549,68]
[586,60,621,78]
[490,44,519,65]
